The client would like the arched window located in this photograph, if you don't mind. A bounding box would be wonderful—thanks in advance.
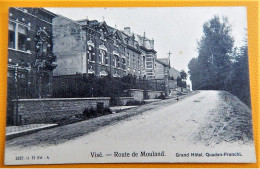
[114,55,119,68]
[88,45,95,62]
[100,50,107,65]
[122,58,126,70]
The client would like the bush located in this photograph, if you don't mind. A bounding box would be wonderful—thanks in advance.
[126,100,145,106]
[83,103,112,118]
[83,107,96,118]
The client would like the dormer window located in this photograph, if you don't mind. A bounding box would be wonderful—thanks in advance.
[100,29,105,40]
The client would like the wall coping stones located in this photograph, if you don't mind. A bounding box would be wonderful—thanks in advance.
[117,97,134,99]
[146,90,165,93]
[126,89,144,92]
[12,97,110,102]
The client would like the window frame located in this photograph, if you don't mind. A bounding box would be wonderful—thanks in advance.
[8,20,30,53]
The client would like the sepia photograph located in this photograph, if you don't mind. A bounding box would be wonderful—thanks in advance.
[4,6,256,164]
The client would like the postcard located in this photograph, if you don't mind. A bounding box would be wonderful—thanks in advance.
[4,7,256,165]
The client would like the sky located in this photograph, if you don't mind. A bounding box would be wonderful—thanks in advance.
[46,7,247,85]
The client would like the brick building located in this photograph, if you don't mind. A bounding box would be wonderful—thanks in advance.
[52,16,157,79]
[8,8,57,98]
[7,7,57,124]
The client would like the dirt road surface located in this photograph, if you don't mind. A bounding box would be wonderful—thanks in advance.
[5,90,256,164]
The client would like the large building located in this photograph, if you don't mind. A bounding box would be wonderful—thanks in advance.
[52,16,157,79]
[8,8,57,98]
[7,7,57,124]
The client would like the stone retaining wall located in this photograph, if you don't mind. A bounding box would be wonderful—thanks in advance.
[13,97,110,125]
[147,90,165,99]
[125,89,144,101]
[115,97,135,106]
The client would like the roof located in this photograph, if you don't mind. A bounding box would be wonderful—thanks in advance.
[155,58,170,68]
[158,58,170,66]
[40,8,58,17]
[169,68,181,79]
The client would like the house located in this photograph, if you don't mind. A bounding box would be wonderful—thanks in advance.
[7,7,57,124]
[52,16,158,80]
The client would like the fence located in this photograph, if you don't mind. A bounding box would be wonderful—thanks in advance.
[51,74,166,99]
[7,72,166,125]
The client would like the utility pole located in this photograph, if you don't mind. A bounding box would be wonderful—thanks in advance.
[167,51,172,59]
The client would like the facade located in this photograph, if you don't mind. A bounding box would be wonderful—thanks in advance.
[154,58,171,95]
[8,8,57,98]
[168,68,181,93]
[7,7,57,124]
[53,16,157,79]
[155,58,170,79]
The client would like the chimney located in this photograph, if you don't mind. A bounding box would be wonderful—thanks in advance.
[124,27,131,35]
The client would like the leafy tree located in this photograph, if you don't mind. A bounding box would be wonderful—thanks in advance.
[188,17,251,106]
[189,15,234,90]
[180,70,187,80]
[188,57,200,90]
[227,39,250,106]
[177,70,187,91]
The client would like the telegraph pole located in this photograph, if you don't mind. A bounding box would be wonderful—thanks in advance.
[167,51,172,59]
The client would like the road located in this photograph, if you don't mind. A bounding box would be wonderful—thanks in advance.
[5,90,256,164]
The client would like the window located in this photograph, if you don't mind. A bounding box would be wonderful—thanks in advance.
[88,46,95,62]
[117,57,120,68]
[18,25,27,51]
[114,55,119,68]
[146,63,153,69]
[143,56,145,68]
[127,53,130,67]
[100,50,107,64]
[8,22,15,49]
[100,29,105,40]
[122,58,126,69]
[8,21,29,51]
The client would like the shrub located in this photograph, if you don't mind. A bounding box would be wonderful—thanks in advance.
[96,102,105,115]
[83,104,112,118]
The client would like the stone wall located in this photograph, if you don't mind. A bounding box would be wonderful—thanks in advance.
[114,97,135,106]
[147,90,165,99]
[126,89,144,101]
[13,97,110,125]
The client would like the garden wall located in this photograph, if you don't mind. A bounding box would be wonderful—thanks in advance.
[147,90,165,99]
[125,89,144,101]
[12,97,110,125]
[114,97,135,106]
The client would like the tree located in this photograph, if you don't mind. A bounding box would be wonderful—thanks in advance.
[226,39,250,106]
[180,70,187,80]
[188,15,234,90]
[177,70,187,92]
[188,57,200,90]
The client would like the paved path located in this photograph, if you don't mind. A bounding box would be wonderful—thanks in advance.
[5,91,256,165]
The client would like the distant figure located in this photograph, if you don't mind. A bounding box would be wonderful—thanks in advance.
[176,96,179,102]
